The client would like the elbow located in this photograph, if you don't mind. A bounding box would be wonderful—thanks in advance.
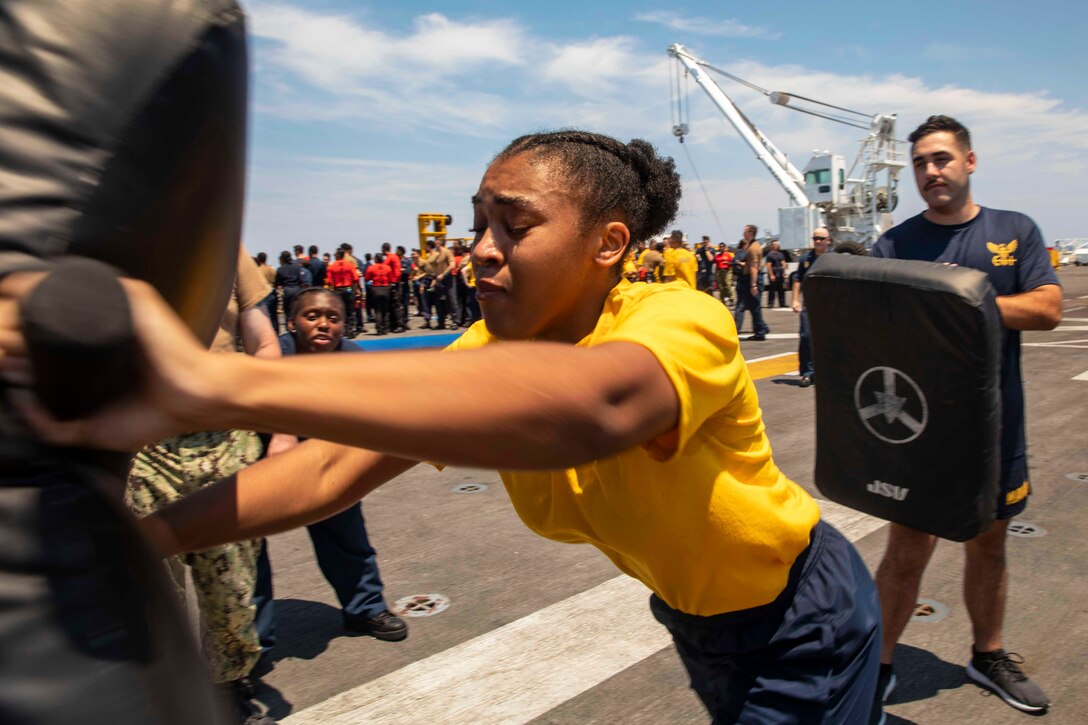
[1030,302,1063,331]
[1040,307,1062,331]
[1038,286,1064,330]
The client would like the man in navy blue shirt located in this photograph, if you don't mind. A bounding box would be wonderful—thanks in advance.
[306,244,326,288]
[790,228,832,387]
[870,116,1062,718]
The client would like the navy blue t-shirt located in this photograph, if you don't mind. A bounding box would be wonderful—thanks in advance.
[871,207,1060,460]
[308,257,327,287]
[795,250,820,285]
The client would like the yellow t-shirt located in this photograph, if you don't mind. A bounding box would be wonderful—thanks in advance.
[662,246,677,278]
[448,280,820,615]
[673,248,697,289]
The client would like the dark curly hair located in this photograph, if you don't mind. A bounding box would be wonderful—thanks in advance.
[495,130,682,248]
[908,115,971,151]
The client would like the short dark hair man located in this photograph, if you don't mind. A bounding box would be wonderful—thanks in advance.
[306,244,326,288]
[869,115,1061,717]
[695,235,715,294]
[790,227,832,387]
[733,224,768,340]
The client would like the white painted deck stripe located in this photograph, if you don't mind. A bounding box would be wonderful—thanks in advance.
[744,351,796,364]
[1073,370,1088,381]
[1024,339,1088,349]
[282,503,884,725]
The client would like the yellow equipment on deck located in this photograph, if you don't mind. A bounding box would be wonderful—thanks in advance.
[417,213,453,258]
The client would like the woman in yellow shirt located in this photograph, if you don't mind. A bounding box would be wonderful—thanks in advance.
[4,130,881,723]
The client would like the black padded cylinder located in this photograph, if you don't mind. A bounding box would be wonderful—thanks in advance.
[22,259,140,420]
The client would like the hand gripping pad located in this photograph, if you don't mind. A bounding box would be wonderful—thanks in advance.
[22,259,140,421]
[802,254,1001,541]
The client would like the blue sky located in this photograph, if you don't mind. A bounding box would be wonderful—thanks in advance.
[242,0,1088,260]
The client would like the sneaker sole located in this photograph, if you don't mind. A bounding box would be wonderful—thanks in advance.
[965,663,1049,713]
[881,673,897,704]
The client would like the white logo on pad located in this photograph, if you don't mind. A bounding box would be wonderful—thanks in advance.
[854,366,928,444]
[867,479,910,501]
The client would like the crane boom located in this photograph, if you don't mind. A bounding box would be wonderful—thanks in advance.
[668,44,810,208]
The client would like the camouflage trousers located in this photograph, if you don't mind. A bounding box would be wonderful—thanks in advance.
[127,430,263,683]
[717,268,736,305]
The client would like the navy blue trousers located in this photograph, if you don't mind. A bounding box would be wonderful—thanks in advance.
[798,307,814,377]
[651,521,881,724]
[734,278,769,336]
[254,502,388,649]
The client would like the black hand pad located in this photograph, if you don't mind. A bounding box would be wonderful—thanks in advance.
[803,253,1001,541]
[22,259,141,421]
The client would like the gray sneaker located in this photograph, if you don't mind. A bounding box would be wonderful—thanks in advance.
[966,649,1050,713]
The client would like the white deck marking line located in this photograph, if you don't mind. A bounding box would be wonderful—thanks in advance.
[1024,339,1088,349]
[282,504,884,725]
[1063,307,1085,313]
[1073,370,1088,382]
[1057,318,1088,323]
[1046,326,1088,331]
[745,351,796,364]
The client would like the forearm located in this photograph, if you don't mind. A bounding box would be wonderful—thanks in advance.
[996,284,1062,331]
[201,342,675,469]
[240,306,280,359]
[148,440,416,553]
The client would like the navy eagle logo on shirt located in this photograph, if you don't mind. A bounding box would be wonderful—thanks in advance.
[987,240,1018,267]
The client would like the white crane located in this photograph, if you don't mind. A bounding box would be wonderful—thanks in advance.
[668,43,905,248]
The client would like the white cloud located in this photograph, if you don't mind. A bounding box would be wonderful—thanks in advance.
[539,36,673,105]
[251,4,526,88]
[542,37,641,97]
[634,11,781,40]
[240,4,1088,248]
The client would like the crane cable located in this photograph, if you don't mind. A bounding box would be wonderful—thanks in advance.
[694,60,877,131]
[670,60,726,239]
[678,141,728,243]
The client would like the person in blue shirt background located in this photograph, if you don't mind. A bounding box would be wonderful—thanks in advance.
[253,288,407,661]
[869,115,1062,718]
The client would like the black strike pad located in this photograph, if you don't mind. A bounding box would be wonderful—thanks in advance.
[803,254,1001,541]
[22,259,141,421]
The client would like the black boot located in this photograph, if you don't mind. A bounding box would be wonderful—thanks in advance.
[219,677,275,725]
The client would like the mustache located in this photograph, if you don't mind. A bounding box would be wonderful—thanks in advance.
[925,180,947,190]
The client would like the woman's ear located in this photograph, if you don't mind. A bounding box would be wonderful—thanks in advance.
[595,221,630,269]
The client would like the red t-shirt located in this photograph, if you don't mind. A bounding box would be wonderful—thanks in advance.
[385,252,402,281]
[714,251,734,269]
[327,259,360,288]
[365,262,394,287]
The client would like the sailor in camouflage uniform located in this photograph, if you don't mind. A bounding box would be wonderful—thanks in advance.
[125,247,293,724]
[127,429,264,683]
